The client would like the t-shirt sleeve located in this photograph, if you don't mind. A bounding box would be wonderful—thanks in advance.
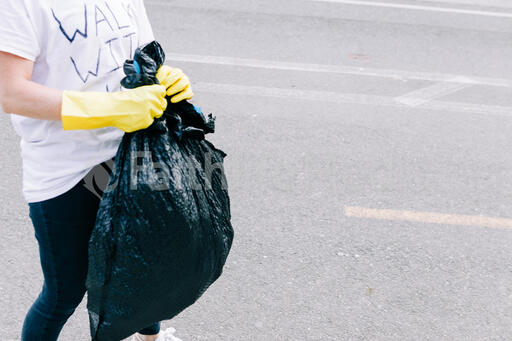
[0,0,40,61]
[133,0,155,46]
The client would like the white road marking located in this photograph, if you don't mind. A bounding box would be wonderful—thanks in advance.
[196,81,395,104]
[345,206,512,229]
[394,82,469,107]
[165,53,512,87]
[308,0,512,18]
[419,0,512,8]
[194,82,512,116]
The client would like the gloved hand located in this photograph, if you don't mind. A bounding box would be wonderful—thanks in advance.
[156,65,194,103]
[61,85,167,132]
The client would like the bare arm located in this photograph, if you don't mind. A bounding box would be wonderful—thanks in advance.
[0,51,62,121]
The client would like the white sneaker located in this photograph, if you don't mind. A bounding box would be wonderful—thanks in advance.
[155,327,183,341]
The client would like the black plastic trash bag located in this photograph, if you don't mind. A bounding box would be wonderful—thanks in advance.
[85,41,234,341]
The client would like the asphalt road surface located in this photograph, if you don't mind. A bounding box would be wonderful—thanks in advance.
[2,0,512,340]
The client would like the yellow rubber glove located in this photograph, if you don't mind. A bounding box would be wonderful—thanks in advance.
[156,65,194,103]
[61,85,167,133]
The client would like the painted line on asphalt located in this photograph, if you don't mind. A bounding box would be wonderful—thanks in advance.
[308,0,512,18]
[418,0,512,9]
[165,53,512,87]
[394,82,469,107]
[194,82,512,116]
[344,206,512,229]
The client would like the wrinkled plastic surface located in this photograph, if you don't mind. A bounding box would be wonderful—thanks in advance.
[86,41,234,341]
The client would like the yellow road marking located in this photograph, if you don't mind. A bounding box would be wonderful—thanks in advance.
[345,206,512,229]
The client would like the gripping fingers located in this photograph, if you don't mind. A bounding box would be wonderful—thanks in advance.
[157,66,184,89]
[170,85,194,103]
[166,75,190,97]
[149,85,168,118]
[154,96,167,118]
[157,87,168,118]
[155,65,193,103]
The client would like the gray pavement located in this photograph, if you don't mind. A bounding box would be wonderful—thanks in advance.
[2,0,512,340]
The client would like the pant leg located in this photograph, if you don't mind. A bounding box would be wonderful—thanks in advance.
[137,322,161,335]
[21,161,162,340]
[22,179,101,341]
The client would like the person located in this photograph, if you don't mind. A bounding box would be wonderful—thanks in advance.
[0,1,193,340]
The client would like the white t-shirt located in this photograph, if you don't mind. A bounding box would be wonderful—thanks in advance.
[0,0,155,203]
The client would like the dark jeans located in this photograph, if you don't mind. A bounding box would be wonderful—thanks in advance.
[21,162,161,340]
